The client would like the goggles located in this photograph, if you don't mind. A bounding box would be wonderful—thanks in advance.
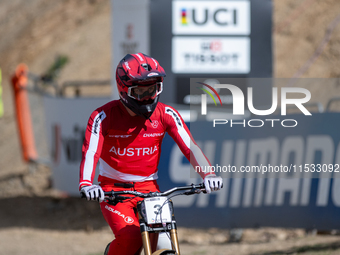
[127,82,163,101]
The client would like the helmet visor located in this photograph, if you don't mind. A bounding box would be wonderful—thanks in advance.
[128,82,163,101]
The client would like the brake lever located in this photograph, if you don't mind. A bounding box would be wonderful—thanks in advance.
[184,188,203,195]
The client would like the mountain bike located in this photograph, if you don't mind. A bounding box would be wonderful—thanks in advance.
[102,183,207,255]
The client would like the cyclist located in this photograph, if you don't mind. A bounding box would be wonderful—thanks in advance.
[79,53,223,255]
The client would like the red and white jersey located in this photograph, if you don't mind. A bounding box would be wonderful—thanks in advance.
[79,100,214,189]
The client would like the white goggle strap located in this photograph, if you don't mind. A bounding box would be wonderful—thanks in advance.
[156,82,163,96]
[127,86,136,99]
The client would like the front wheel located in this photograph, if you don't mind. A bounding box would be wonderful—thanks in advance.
[152,249,176,255]
[104,242,111,255]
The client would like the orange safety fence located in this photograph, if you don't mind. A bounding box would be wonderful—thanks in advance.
[11,64,38,162]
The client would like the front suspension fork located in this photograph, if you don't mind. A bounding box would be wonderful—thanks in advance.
[140,225,180,255]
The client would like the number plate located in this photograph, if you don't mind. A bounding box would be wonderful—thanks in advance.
[144,197,172,224]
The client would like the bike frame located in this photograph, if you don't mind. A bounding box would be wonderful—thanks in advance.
[104,183,205,255]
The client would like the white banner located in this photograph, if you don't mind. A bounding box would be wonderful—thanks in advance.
[172,36,250,73]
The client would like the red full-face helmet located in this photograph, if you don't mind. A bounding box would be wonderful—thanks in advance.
[115,53,166,119]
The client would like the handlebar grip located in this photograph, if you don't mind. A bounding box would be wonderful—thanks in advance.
[104,191,114,196]
[80,192,86,199]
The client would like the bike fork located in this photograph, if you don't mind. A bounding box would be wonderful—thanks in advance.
[141,230,152,255]
[169,228,180,254]
[137,199,180,255]
[139,223,180,255]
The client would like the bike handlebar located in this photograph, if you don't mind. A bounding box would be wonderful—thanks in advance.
[80,183,206,204]
[104,183,205,199]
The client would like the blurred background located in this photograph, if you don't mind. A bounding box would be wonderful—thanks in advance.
[0,0,340,254]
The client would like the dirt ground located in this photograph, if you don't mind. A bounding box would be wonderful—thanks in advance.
[1,0,340,254]
[1,174,340,255]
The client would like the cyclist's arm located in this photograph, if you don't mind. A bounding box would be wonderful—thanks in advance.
[79,109,107,190]
[164,106,215,179]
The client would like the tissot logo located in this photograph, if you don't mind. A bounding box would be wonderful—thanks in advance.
[200,84,312,128]
[201,41,222,52]
[172,37,250,74]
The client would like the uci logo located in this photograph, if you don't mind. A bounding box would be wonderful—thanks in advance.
[180,7,237,26]
[173,1,250,35]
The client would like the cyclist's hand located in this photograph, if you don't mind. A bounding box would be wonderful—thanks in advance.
[203,175,223,194]
[80,185,105,202]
